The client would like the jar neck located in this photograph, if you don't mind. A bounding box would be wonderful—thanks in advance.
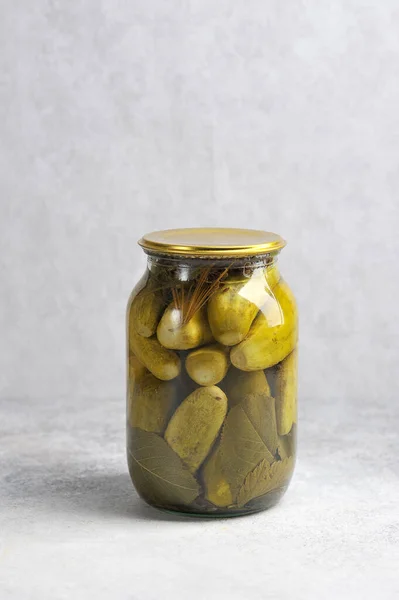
[145,252,279,282]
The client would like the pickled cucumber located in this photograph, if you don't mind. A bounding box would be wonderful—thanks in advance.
[202,443,233,507]
[129,288,165,338]
[129,328,181,381]
[275,349,297,435]
[128,366,176,434]
[185,343,230,386]
[157,304,213,350]
[230,280,297,371]
[207,277,259,346]
[221,366,271,408]
[165,386,228,473]
[207,267,281,346]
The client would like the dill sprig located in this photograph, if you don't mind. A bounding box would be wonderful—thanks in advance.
[171,264,231,325]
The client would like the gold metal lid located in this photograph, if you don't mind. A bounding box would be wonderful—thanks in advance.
[138,228,286,257]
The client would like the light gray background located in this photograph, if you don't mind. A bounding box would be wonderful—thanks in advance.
[1,2,398,599]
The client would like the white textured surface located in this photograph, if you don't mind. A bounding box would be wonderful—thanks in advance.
[1,2,399,402]
[1,396,398,599]
[1,4,399,596]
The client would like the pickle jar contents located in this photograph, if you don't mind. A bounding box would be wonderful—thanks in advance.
[127,228,298,517]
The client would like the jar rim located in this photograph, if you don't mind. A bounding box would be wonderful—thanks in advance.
[138,227,286,258]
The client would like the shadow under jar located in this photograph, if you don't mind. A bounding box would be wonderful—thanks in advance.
[126,228,298,517]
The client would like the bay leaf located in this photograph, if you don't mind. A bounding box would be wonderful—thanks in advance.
[241,392,278,456]
[277,424,296,460]
[236,456,294,508]
[219,400,275,499]
[128,428,200,506]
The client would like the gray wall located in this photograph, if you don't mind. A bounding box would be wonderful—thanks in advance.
[1,1,398,404]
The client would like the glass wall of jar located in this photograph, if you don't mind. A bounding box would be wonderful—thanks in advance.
[126,229,298,517]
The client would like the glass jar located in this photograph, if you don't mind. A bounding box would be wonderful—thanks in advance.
[126,228,298,517]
